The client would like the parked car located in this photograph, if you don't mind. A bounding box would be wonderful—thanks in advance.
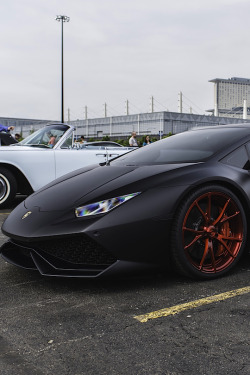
[2,123,250,280]
[84,141,123,147]
[0,123,134,207]
[74,141,124,148]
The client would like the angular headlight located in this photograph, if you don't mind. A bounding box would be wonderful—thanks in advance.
[75,192,140,217]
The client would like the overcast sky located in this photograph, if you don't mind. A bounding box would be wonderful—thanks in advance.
[1,0,250,121]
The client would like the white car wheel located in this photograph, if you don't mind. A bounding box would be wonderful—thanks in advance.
[0,169,17,207]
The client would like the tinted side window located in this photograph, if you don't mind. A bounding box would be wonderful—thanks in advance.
[112,128,250,165]
[221,146,250,169]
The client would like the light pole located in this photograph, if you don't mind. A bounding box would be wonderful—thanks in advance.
[55,15,70,123]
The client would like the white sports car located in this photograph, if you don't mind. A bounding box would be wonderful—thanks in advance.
[0,123,135,208]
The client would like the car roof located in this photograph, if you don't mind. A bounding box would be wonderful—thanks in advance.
[191,123,250,131]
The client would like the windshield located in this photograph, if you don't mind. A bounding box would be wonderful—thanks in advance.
[111,127,250,166]
[18,124,70,148]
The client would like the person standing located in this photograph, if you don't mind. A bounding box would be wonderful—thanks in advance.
[0,124,14,132]
[15,133,21,141]
[143,135,151,146]
[79,135,86,143]
[129,131,138,147]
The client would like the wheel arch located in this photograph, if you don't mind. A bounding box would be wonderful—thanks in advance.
[0,163,33,195]
[174,178,250,213]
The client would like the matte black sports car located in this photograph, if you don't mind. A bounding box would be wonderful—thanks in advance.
[2,124,250,280]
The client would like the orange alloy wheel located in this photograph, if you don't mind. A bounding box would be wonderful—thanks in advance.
[182,191,244,274]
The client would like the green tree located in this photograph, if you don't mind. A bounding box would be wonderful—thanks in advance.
[102,135,110,141]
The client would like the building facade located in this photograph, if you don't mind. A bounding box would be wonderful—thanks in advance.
[1,111,250,141]
[68,111,250,140]
[208,77,250,118]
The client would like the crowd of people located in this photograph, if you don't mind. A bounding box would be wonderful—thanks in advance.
[0,124,155,148]
[129,131,152,147]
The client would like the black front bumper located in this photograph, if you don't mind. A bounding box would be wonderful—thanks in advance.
[1,236,157,278]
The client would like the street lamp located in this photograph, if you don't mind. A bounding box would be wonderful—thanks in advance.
[55,15,70,123]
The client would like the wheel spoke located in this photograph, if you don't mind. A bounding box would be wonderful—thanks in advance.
[198,238,209,269]
[207,193,211,219]
[212,199,230,225]
[184,234,203,250]
[218,234,242,242]
[208,239,217,273]
[183,226,204,234]
[194,200,208,223]
[214,236,236,258]
[220,211,240,224]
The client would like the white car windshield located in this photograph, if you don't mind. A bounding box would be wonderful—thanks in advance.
[18,124,70,148]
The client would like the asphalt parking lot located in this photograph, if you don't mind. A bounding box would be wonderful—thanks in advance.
[0,196,250,375]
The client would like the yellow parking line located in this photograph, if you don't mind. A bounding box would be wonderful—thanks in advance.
[134,286,250,323]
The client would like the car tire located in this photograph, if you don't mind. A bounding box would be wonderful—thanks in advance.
[171,185,247,279]
[0,168,17,208]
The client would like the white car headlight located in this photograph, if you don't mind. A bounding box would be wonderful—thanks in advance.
[75,192,140,217]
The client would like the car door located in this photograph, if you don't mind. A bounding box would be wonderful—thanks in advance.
[54,134,109,178]
[54,147,108,178]
[0,147,56,191]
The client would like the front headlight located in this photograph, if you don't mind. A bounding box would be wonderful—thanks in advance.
[75,192,140,218]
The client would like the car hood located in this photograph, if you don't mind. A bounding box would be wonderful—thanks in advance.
[23,163,197,212]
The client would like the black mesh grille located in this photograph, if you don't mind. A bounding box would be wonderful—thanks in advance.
[15,235,116,265]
